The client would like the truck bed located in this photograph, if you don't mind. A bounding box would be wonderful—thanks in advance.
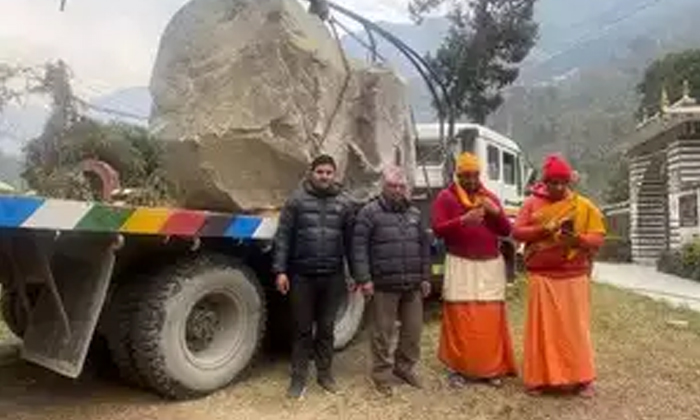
[0,195,279,240]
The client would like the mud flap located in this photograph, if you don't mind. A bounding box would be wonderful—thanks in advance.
[20,232,119,378]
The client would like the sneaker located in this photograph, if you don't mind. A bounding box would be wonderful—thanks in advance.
[286,377,307,400]
[317,374,338,394]
[393,369,423,389]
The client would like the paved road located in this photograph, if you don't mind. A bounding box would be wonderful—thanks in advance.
[593,262,700,311]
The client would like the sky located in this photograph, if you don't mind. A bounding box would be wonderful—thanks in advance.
[0,0,412,99]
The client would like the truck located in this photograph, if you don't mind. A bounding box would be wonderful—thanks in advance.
[0,0,532,402]
[0,121,529,400]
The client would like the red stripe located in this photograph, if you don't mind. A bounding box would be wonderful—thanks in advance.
[160,210,208,236]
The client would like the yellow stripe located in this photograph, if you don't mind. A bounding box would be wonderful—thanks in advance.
[431,264,444,276]
[120,207,172,234]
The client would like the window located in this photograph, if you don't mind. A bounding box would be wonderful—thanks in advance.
[681,121,700,139]
[503,151,516,185]
[679,193,698,227]
[415,143,443,165]
[487,145,500,180]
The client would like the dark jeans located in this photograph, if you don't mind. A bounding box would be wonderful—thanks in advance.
[290,273,345,381]
[370,289,423,384]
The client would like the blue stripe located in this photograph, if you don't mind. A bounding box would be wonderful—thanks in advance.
[224,216,262,238]
[0,196,44,227]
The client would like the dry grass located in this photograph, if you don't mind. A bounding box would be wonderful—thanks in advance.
[2,281,700,420]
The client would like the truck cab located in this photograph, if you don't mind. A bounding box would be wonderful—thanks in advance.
[413,122,529,215]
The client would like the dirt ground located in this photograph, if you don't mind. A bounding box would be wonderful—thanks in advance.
[2,282,700,420]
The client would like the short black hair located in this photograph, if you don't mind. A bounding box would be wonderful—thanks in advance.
[311,154,336,170]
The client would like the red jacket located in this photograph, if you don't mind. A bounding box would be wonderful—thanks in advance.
[431,184,511,260]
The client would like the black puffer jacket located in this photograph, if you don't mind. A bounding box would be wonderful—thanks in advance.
[273,180,356,276]
[352,196,430,291]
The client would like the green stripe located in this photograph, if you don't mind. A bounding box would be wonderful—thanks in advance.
[76,204,135,232]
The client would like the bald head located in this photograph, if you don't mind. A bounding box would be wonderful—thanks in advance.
[381,165,409,202]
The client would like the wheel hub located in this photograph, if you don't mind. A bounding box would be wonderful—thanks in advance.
[181,291,243,368]
[185,302,220,353]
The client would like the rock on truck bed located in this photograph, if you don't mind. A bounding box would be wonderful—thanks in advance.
[150,0,417,212]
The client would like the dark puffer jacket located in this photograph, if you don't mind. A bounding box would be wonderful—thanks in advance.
[352,196,430,291]
[273,180,355,277]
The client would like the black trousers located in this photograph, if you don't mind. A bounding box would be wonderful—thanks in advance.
[290,273,345,380]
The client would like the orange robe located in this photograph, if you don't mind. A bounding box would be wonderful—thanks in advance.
[513,185,606,389]
[432,184,517,379]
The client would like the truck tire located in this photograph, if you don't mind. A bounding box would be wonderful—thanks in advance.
[333,288,366,350]
[1,287,40,339]
[131,255,266,400]
[104,280,148,388]
[1,291,26,338]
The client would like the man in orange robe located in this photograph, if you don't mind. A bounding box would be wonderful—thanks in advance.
[432,152,517,388]
[513,153,606,398]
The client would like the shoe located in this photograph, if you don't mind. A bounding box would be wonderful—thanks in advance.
[577,384,595,399]
[374,380,393,397]
[526,387,542,397]
[447,372,467,389]
[487,377,504,388]
[317,374,338,394]
[393,369,423,389]
[286,377,307,400]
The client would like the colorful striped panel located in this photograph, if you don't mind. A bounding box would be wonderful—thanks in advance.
[0,195,278,240]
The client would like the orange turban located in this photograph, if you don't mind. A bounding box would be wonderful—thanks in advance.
[455,152,480,174]
[542,153,573,181]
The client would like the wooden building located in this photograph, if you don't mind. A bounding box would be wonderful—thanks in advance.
[626,82,700,264]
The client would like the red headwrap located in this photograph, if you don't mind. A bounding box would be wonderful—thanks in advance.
[542,153,573,181]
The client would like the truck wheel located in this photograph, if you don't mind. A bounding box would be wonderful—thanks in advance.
[1,287,40,339]
[1,292,26,338]
[333,288,365,350]
[104,280,148,388]
[131,255,266,400]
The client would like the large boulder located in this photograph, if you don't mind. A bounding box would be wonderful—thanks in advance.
[150,0,416,212]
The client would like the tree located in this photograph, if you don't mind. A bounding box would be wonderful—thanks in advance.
[0,63,44,114]
[410,0,538,130]
[21,60,173,204]
[603,156,629,204]
[637,49,700,118]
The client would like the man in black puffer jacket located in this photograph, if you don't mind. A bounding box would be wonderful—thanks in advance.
[273,154,356,399]
[352,165,431,397]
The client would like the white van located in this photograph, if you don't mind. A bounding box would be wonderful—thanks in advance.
[413,122,530,219]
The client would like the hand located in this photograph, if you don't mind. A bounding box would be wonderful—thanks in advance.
[360,281,374,297]
[561,231,579,247]
[482,198,500,216]
[543,220,559,234]
[460,208,485,225]
[420,281,431,298]
[276,273,290,295]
